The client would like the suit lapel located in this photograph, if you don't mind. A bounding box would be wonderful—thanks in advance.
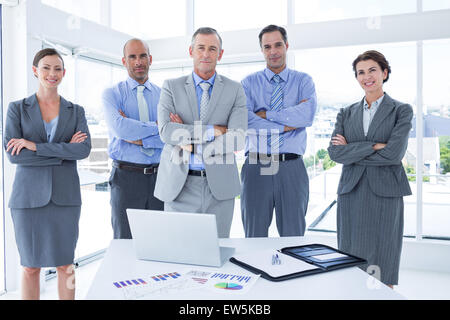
[203,74,224,122]
[350,98,365,140]
[366,93,395,140]
[24,94,48,142]
[52,96,72,143]
[185,75,199,121]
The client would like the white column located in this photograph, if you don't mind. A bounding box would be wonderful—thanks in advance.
[286,0,296,69]
[186,0,194,36]
[2,0,28,292]
[100,0,111,27]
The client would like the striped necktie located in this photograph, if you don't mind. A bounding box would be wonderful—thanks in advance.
[268,74,284,153]
[199,82,211,121]
[137,85,154,157]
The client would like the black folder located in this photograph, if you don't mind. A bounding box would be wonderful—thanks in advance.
[229,244,367,282]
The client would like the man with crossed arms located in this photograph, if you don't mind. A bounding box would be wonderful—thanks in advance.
[241,25,317,237]
[154,27,247,238]
[103,39,164,239]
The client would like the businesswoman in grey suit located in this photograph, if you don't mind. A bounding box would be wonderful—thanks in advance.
[4,48,91,299]
[328,50,413,288]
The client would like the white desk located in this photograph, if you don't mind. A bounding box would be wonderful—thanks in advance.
[85,237,404,300]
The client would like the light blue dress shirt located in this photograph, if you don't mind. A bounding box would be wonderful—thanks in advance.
[43,116,59,143]
[241,67,317,155]
[189,72,215,170]
[363,95,384,136]
[102,77,163,165]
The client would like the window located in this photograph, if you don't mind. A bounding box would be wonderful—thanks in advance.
[57,55,128,260]
[295,42,418,237]
[295,0,416,24]
[110,0,186,40]
[422,38,450,240]
[423,0,450,11]
[150,66,191,88]
[41,0,103,25]
[194,0,287,32]
[216,61,265,82]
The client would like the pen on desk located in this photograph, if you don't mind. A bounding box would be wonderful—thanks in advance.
[276,254,282,264]
[272,254,282,265]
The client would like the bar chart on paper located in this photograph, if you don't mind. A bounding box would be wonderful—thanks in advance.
[112,271,197,299]
[208,272,259,294]
[210,272,253,283]
[111,270,260,298]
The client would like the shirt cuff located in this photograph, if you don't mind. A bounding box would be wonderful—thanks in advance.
[265,110,278,122]
[142,135,164,149]
[206,125,215,142]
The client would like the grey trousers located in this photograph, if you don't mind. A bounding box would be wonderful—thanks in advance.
[109,161,164,239]
[164,175,234,238]
[241,156,309,237]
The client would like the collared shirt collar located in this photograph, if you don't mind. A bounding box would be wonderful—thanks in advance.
[126,76,152,92]
[363,94,384,111]
[192,71,216,87]
[264,67,289,83]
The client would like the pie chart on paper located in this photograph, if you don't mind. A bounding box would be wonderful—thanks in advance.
[214,282,243,290]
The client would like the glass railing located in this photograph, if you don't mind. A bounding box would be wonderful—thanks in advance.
[307,171,450,242]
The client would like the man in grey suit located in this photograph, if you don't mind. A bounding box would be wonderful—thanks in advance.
[154,27,248,238]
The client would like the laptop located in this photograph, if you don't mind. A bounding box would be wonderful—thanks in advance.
[127,209,235,267]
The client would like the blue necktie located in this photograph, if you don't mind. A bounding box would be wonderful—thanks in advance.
[199,82,211,121]
[137,85,154,157]
[268,74,284,153]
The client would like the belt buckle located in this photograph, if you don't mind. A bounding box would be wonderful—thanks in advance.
[271,154,280,162]
[144,167,154,175]
[200,170,206,177]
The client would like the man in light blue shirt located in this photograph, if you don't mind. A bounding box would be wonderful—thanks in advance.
[102,39,164,239]
[241,25,317,237]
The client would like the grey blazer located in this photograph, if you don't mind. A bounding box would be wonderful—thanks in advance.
[328,93,413,197]
[154,73,248,202]
[4,94,92,209]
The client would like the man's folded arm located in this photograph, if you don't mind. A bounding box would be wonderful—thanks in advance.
[102,88,159,142]
[157,80,212,146]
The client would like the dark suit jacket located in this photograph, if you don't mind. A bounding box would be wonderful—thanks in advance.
[328,93,413,197]
[4,94,91,208]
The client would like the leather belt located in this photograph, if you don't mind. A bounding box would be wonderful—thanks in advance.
[188,169,207,177]
[113,161,159,175]
[248,153,302,162]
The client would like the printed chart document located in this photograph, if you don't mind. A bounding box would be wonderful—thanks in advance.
[111,269,259,299]
[232,249,318,278]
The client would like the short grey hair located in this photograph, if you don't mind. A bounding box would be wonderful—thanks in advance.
[191,27,223,50]
[123,38,150,57]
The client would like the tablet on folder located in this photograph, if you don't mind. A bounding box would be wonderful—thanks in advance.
[127,209,235,267]
[230,244,367,281]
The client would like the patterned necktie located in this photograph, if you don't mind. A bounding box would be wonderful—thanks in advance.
[199,82,211,121]
[268,74,284,153]
[137,85,154,156]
